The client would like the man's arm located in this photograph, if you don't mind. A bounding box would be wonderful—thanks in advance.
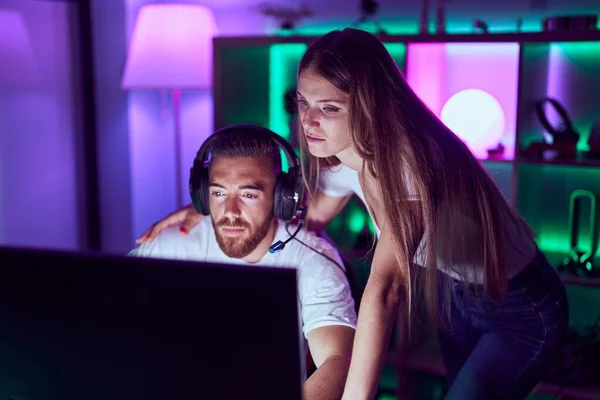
[303,325,355,400]
[296,236,358,399]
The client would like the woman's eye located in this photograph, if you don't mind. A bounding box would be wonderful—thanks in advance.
[242,193,258,199]
[323,106,340,113]
[210,191,224,197]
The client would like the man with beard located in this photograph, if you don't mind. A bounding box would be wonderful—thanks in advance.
[129,125,356,400]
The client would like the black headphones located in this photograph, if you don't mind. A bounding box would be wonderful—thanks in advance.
[534,97,580,144]
[189,124,305,222]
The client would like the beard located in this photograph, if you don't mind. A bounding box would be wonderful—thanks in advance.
[212,211,274,259]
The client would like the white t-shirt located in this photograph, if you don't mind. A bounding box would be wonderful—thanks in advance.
[318,164,536,282]
[317,164,418,238]
[129,217,357,338]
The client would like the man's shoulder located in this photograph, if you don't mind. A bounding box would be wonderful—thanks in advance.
[295,228,335,251]
[129,219,211,259]
[285,227,344,268]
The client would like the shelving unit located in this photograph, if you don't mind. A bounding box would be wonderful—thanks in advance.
[213,31,600,399]
[213,30,600,261]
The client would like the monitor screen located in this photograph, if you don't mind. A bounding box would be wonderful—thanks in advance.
[0,247,304,400]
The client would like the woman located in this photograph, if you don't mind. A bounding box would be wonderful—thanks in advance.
[138,28,568,399]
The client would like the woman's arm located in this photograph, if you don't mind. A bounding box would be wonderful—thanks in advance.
[136,189,351,243]
[342,230,404,399]
[306,190,352,232]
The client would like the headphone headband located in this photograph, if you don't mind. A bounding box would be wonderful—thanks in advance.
[534,97,578,141]
[194,124,300,174]
[189,124,304,222]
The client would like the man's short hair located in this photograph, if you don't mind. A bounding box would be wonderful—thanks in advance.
[207,127,282,173]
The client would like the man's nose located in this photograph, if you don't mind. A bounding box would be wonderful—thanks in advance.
[223,195,241,217]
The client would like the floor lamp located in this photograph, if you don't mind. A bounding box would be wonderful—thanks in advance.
[122,4,218,207]
[0,9,40,87]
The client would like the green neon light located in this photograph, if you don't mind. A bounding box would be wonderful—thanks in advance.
[269,44,288,140]
[269,44,307,172]
[367,216,376,236]
[269,43,307,141]
[519,164,600,257]
[383,43,407,70]
[327,214,342,232]
[276,19,543,37]
[347,204,367,234]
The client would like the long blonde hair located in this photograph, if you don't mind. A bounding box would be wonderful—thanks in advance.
[297,28,534,326]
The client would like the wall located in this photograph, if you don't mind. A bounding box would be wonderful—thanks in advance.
[0,0,81,250]
[89,0,134,254]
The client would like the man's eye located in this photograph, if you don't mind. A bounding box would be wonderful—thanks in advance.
[210,191,224,197]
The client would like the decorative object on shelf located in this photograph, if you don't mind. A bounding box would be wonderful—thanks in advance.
[354,0,386,35]
[585,119,600,159]
[256,2,314,32]
[419,0,430,34]
[440,89,506,159]
[558,190,599,277]
[473,19,489,34]
[122,4,218,207]
[434,0,448,35]
[522,97,579,161]
[543,15,598,32]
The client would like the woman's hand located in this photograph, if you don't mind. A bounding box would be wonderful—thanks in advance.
[136,204,204,243]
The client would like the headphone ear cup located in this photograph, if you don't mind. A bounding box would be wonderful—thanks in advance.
[273,171,299,221]
[198,167,210,215]
[190,165,210,216]
[273,172,287,221]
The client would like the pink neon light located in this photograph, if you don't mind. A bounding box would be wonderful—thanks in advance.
[406,43,447,114]
[122,4,219,89]
[406,43,520,156]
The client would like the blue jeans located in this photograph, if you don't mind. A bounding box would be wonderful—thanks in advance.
[437,250,569,399]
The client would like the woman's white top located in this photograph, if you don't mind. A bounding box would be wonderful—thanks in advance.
[318,164,537,283]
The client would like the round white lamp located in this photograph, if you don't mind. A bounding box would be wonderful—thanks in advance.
[440,89,506,159]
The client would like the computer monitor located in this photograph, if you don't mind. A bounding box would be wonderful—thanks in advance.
[0,246,304,400]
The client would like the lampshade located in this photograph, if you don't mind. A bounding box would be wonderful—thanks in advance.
[0,10,40,86]
[121,4,218,90]
[441,89,506,159]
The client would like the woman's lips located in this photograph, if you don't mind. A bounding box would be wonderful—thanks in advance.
[306,134,325,143]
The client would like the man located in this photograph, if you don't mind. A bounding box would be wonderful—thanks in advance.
[130,125,356,399]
